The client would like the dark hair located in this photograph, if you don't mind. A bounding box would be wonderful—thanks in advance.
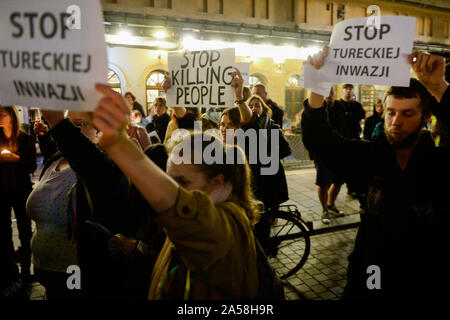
[383,78,433,116]
[247,95,272,118]
[221,107,241,129]
[124,92,136,101]
[243,86,252,101]
[343,84,354,89]
[153,97,167,107]
[132,110,143,118]
[372,99,383,115]
[253,83,267,92]
[0,106,21,152]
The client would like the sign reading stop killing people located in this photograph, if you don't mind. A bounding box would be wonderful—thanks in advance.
[167,48,235,108]
[0,0,107,111]
[314,16,416,87]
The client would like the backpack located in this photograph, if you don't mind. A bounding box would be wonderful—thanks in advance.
[253,238,285,300]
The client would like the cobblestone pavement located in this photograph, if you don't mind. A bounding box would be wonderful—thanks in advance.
[12,167,360,300]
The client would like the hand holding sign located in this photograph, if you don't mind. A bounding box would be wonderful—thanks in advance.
[306,47,331,109]
[94,84,130,150]
[230,68,244,101]
[408,52,449,101]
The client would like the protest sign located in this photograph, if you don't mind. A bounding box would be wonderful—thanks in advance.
[317,16,416,86]
[236,62,250,86]
[167,48,235,108]
[0,0,107,111]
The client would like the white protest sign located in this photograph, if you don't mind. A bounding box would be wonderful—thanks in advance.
[319,16,416,86]
[167,48,235,108]
[236,62,250,85]
[0,0,107,111]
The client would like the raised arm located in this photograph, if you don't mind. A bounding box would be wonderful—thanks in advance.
[94,84,179,213]
[39,109,125,186]
[162,72,187,118]
[231,68,253,123]
[408,52,449,102]
[307,46,329,109]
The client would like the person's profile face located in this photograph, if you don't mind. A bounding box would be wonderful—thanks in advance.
[125,94,133,106]
[167,162,213,193]
[0,108,12,127]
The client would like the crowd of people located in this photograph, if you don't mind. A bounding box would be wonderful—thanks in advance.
[0,46,448,300]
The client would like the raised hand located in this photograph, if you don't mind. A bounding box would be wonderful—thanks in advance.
[230,67,244,100]
[307,45,329,70]
[162,72,171,93]
[34,120,49,136]
[306,46,329,108]
[408,52,448,101]
[93,83,131,149]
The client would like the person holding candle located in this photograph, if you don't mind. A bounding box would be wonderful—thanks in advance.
[0,106,36,294]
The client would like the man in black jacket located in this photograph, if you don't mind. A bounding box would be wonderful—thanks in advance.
[252,83,284,128]
[302,47,450,299]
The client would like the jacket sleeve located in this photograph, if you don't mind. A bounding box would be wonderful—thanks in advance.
[37,132,58,162]
[301,99,371,183]
[17,133,37,174]
[431,86,450,130]
[48,118,126,187]
[154,187,257,291]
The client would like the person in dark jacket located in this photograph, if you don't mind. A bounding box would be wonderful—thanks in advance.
[252,83,284,128]
[146,97,170,142]
[0,106,36,296]
[363,99,384,141]
[233,73,291,256]
[302,47,450,299]
[125,91,146,117]
[29,110,131,299]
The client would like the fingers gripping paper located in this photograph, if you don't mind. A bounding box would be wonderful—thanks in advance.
[0,0,107,111]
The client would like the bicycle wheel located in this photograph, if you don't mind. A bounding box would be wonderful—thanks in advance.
[266,211,311,280]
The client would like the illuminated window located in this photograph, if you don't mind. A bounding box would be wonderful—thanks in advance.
[107,69,122,94]
[146,70,166,113]
[285,75,304,120]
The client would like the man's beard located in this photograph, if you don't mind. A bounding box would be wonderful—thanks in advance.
[384,123,423,149]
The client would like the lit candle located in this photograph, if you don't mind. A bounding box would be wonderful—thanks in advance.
[1,149,11,154]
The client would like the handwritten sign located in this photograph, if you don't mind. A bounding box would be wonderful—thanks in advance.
[167,48,235,108]
[0,0,107,111]
[319,16,416,86]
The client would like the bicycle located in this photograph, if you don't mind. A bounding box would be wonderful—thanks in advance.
[264,204,311,280]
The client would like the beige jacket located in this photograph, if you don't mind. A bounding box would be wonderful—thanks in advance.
[148,187,259,299]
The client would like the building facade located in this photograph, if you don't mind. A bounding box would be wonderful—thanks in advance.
[101,0,450,119]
